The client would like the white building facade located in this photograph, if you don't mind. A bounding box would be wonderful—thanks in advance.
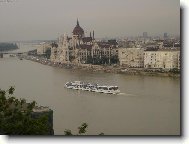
[144,50,180,69]
[118,48,144,67]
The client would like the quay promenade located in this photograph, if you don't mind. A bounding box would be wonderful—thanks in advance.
[20,55,180,77]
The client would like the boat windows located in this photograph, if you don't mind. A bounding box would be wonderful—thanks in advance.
[109,87,118,90]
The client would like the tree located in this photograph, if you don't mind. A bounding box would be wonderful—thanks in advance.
[64,123,104,135]
[78,123,88,135]
[86,55,93,64]
[64,129,73,135]
[0,43,18,52]
[110,55,118,64]
[0,87,51,135]
[8,86,15,95]
[169,68,180,74]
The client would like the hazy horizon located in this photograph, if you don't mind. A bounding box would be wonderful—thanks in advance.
[0,0,180,42]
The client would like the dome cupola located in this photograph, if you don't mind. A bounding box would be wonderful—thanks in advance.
[73,19,84,38]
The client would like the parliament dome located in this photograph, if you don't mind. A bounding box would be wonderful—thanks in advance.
[73,19,84,38]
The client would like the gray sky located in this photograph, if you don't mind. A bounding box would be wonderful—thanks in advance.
[0,0,180,42]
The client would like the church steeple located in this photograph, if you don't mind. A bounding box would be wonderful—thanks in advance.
[77,18,79,26]
[93,30,94,40]
[90,32,92,37]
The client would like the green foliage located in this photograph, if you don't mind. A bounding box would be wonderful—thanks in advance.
[28,49,37,55]
[64,123,88,135]
[8,86,15,95]
[64,123,104,135]
[0,87,51,135]
[78,123,88,135]
[110,55,119,64]
[0,43,18,51]
[86,55,118,65]
[0,89,6,97]
[64,129,73,135]
[45,48,51,59]
[169,68,180,74]
[41,48,51,59]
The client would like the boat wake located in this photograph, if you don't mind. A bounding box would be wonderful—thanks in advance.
[117,93,126,95]
[117,93,137,96]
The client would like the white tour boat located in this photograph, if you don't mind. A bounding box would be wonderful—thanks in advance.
[65,81,120,94]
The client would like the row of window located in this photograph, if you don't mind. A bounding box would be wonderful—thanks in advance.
[144,65,177,68]
[79,51,116,55]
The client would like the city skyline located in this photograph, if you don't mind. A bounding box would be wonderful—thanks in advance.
[0,0,180,42]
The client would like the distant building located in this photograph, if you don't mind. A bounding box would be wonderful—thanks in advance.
[164,33,168,39]
[37,43,51,55]
[144,49,180,69]
[143,32,148,38]
[91,41,118,64]
[117,40,128,48]
[118,47,144,67]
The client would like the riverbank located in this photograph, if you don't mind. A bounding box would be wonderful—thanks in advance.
[22,55,180,78]
[76,65,180,77]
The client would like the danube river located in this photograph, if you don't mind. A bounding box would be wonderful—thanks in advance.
[0,44,180,135]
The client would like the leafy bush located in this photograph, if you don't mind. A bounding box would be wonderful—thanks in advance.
[0,87,51,135]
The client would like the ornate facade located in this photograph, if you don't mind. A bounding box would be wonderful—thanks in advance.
[50,19,118,65]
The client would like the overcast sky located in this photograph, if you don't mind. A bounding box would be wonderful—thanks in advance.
[0,0,179,42]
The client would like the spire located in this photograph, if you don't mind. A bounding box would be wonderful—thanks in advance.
[90,32,91,38]
[77,18,79,26]
[93,30,94,40]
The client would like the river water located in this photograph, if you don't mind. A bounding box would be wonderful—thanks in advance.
[0,43,180,135]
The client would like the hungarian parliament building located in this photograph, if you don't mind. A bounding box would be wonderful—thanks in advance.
[50,19,119,65]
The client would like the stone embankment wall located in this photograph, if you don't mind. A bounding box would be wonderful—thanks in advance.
[23,55,180,77]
